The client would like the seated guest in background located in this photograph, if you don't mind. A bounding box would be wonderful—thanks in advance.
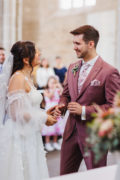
[42,76,65,151]
[36,57,55,89]
[0,47,5,74]
[54,56,67,84]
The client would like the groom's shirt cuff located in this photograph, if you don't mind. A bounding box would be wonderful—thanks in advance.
[81,106,86,120]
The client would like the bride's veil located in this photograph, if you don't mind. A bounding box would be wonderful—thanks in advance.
[0,54,13,125]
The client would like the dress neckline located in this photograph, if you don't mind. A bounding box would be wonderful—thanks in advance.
[15,71,35,88]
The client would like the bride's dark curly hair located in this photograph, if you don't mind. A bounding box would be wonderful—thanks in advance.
[11,41,36,75]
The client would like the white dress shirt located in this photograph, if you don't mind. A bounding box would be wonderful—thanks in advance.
[80,55,99,120]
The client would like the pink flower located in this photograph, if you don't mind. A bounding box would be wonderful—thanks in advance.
[98,119,113,137]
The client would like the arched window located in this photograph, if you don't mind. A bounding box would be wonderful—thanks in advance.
[73,0,84,8]
[59,0,96,10]
[85,0,96,6]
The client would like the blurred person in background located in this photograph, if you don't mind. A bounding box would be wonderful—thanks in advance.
[36,57,55,89]
[42,76,65,151]
[54,56,67,85]
[0,47,5,74]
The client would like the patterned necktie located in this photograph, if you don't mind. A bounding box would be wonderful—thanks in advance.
[78,63,91,94]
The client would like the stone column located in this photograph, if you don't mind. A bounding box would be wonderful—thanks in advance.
[16,0,23,40]
[3,0,10,51]
[2,0,22,52]
[2,0,16,52]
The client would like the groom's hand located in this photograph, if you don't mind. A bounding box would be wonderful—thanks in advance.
[54,104,65,118]
[68,102,82,115]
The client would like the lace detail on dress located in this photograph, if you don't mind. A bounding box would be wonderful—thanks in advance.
[6,89,47,134]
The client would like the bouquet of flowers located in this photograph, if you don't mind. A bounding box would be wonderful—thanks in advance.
[86,92,120,163]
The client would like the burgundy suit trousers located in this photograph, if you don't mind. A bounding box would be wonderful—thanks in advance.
[60,128,107,175]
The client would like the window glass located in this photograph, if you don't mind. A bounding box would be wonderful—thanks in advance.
[59,0,72,10]
[85,0,96,6]
[59,0,96,9]
[73,0,84,8]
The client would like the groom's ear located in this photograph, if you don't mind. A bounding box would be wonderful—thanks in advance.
[88,40,95,49]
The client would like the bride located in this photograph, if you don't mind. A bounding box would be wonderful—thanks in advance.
[0,41,57,180]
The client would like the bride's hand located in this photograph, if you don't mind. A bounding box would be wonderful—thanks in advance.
[47,106,57,116]
[46,115,57,126]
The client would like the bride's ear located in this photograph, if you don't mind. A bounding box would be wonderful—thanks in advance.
[23,58,29,65]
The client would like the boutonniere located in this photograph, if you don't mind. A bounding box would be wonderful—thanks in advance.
[72,64,79,77]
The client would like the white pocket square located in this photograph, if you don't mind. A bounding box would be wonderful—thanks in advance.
[90,79,101,86]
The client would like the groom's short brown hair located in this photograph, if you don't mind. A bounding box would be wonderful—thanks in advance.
[70,25,99,48]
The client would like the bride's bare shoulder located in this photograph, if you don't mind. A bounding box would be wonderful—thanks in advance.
[8,71,25,92]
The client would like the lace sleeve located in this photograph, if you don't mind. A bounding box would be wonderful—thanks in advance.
[6,90,47,135]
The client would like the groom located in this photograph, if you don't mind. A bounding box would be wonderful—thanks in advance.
[55,25,120,175]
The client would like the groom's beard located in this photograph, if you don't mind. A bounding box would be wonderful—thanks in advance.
[76,50,88,59]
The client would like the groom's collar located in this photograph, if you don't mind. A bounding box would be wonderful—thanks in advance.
[81,55,99,66]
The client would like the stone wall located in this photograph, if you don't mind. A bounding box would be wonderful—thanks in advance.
[21,0,119,67]
[0,0,119,67]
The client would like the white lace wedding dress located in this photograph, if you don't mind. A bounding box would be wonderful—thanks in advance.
[0,76,49,180]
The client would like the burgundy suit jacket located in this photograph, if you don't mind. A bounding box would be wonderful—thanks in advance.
[60,57,120,141]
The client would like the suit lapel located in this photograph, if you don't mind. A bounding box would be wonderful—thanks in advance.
[76,57,103,100]
[72,60,82,98]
